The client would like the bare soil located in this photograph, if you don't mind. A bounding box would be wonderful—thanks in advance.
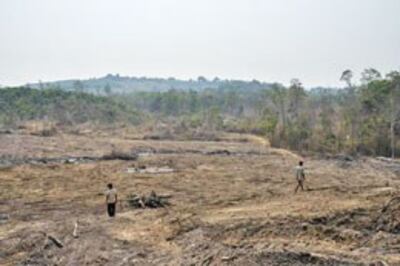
[1,130,400,265]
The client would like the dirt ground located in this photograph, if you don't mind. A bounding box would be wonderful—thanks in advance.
[1,130,400,265]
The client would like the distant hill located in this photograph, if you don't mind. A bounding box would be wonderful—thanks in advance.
[0,87,141,126]
[27,74,274,94]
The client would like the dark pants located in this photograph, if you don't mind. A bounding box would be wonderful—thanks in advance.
[107,203,116,217]
[295,179,304,193]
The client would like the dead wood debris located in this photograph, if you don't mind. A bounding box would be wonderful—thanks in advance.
[127,191,171,209]
[47,235,63,248]
[0,151,138,168]
[374,196,400,233]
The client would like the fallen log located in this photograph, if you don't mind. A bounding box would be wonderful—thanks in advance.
[47,235,63,248]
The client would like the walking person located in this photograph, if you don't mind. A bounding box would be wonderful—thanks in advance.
[105,183,118,217]
[295,161,306,193]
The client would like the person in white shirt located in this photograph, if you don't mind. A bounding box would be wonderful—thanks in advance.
[105,183,118,217]
[295,161,306,193]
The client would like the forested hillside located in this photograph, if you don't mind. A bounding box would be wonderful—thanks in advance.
[4,69,400,158]
[118,69,400,157]
[0,87,141,126]
[28,74,272,94]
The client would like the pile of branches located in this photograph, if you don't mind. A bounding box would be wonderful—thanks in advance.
[127,191,171,209]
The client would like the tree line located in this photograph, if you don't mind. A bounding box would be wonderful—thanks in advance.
[2,69,399,158]
[0,87,141,126]
[120,69,400,158]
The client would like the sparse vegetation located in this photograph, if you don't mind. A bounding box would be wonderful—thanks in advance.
[1,129,400,265]
[112,70,400,158]
[7,69,400,158]
[1,70,400,266]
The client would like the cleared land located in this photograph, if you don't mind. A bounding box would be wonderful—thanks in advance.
[1,130,400,265]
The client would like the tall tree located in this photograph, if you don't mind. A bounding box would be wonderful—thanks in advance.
[270,83,287,139]
[340,69,359,153]
[286,79,308,150]
[387,71,400,158]
[340,69,354,88]
[287,79,306,122]
[361,68,381,84]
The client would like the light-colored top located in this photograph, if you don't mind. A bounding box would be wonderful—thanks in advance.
[105,188,117,204]
[295,166,305,181]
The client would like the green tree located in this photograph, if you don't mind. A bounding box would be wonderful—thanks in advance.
[340,69,360,153]
[387,71,400,158]
[270,83,287,146]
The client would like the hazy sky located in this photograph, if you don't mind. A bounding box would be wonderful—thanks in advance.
[0,0,399,88]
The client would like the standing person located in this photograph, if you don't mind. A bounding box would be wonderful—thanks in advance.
[105,183,118,217]
[295,161,306,193]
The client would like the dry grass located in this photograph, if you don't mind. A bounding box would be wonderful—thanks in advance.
[1,130,400,265]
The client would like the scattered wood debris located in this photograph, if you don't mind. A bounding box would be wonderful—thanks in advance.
[47,235,64,248]
[0,129,13,135]
[126,166,175,174]
[102,150,138,161]
[0,151,138,168]
[127,191,171,209]
[374,196,400,233]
